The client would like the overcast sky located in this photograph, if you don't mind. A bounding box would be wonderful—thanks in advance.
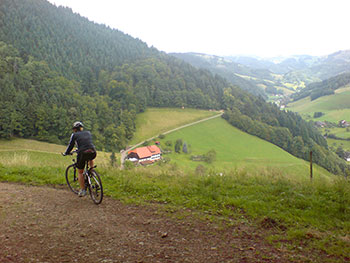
[48,0,350,58]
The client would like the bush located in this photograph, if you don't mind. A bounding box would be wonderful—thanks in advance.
[204,149,216,164]
[158,134,165,139]
[124,160,134,170]
[175,139,183,153]
[110,151,118,167]
[182,142,188,154]
[195,164,206,175]
[313,112,324,118]
[165,140,173,147]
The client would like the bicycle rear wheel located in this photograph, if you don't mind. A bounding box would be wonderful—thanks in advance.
[88,170,103,204]
[65,164,80,195]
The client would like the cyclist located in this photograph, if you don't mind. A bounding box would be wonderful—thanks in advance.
[63,121,96,197]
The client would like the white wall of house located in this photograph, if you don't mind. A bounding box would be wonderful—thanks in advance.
[138,154,161,163]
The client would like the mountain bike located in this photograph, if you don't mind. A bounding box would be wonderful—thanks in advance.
[63,150,103,204]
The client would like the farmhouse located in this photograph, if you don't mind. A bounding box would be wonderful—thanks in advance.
[315,121,326,128]
[345,151,350,162]
[339,120,350,128]
[127,145,161,165]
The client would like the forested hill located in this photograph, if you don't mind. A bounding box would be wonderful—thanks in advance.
[0,0,227,108]
[0,0,228,151]
[0,0,348,175]
[291,72,350,101]
[0,0,157,81]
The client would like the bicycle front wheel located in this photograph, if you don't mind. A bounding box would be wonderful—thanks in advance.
[65,164,80,195]
[88,170,103,204]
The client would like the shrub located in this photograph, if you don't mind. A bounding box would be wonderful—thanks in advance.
[195,164,206,175]
[175,139,183,153]
[204,149,216,164]
[182,142,188,154]
[313,112,324,118]
[110,151,118,167]
[124,160,134,170]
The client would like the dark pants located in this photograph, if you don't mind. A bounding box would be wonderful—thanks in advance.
[76,149,96,169]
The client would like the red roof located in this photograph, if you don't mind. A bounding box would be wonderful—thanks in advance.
[128,145,161,159]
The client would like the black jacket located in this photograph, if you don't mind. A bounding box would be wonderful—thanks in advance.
[64,130,95,155]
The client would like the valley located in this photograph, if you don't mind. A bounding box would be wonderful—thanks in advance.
[1,0,350,262]
[287,84,350,155]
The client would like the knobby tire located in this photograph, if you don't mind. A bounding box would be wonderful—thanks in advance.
[88,169,103,205]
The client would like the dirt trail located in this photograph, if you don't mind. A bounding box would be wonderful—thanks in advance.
[1,182,305,263]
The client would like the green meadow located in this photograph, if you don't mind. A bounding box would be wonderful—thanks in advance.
[0,138,112,168]
[157,117,332,179]
[328,138,350,152]
[287,86,350,122]
[129,107,219,145]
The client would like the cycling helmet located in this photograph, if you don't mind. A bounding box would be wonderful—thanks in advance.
[72,121,84,129]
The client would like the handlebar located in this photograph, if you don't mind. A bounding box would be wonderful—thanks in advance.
[61,150,78,156]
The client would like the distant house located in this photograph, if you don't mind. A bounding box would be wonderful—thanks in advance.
[315,121,326,128]
[345,151,350,162]
[339,120,350,128]
[127,145,162,165]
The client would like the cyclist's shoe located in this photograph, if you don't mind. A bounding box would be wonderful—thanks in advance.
[78,189,87,197]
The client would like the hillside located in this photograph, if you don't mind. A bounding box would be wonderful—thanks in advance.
[129,108,219,145]
[287,86,350,122]
[0,0,227,110]
[0,138,112,168]
[291,72,350,101]
[170,52,309,99]
[0,0,156,80]
[0,0,231,151]
[156,117,332,178]
[227,54,320,74]
[283,50,350,86]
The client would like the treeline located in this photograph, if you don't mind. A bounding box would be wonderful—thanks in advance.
[108,57,225,109]
[222,87,349,175]
[292,72,350,101]
[0,42,135,151]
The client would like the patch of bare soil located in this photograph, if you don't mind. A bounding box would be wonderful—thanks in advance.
[0,182,317,262]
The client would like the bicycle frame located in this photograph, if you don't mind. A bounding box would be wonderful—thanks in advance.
[64,150,103,204]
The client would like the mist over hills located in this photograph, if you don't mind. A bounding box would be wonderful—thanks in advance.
[226,54,320,74]
[172,50,350,100]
